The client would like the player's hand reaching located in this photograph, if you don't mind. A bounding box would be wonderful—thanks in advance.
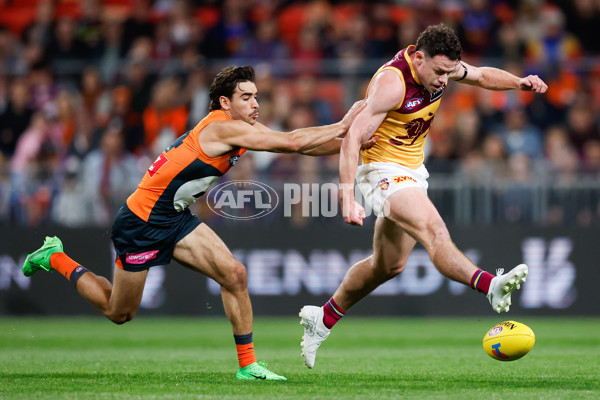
[360,135,379,150]
[518,75,548,93]
[341,199,366,226]
[340,100,367,133]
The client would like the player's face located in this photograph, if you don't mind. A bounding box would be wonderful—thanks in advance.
[224,81,259,125]
[415,52,460,94]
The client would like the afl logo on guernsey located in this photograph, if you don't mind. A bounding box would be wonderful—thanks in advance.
[405,98,423,110]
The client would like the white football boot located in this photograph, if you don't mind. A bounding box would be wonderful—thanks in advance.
[299,306,331,369]
[486,264,528,313]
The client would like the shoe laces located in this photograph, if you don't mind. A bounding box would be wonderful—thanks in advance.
[496,268,504,276]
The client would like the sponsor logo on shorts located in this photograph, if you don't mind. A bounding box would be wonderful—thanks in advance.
[392,176,417,184]
[405,97,423,110]
[377,178,389,191]
[488,326,503,337]
[126,250,159,264]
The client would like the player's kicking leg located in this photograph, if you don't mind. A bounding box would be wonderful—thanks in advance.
[382,188,528,314]
[173,224,286,381]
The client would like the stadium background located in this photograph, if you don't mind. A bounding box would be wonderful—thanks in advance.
[0,0,598,318]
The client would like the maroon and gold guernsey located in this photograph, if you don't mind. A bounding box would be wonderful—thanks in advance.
[361,45,445,169]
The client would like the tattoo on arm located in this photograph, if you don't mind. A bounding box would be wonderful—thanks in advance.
[365,124,377,138]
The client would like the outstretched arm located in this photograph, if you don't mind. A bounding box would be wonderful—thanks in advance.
[299,135,379,156]
[339,70,405,226]
[200,101,365,156]
[451,61,548,93]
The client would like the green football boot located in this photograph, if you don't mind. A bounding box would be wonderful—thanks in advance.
[235,362,287,381]
[22,236,64,277]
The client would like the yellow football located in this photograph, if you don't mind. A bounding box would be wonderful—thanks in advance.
[482,321,535,361]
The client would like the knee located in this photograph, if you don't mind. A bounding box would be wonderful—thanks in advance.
[418,218,451,250]
[372,255,407,279]
[106,311,135,325]
[220,259,247,292]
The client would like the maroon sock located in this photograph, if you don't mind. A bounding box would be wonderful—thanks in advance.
[322,297,345,329]
[470,269,494,295]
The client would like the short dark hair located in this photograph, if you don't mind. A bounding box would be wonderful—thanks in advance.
[415,24,462,61]
[209,66,256,111]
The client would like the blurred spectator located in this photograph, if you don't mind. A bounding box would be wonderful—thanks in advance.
[234,18,289,62]
[368,3,398,58]
[582,139,600,175]
[123,38,156,114]
[515,0,546,44]
[142,77,188,156]
[525,6,582,72]
[203,0,252,59]
[480,133,507,177]
[0,79,34,158]
[485,23,526,63]
[453,109,482,158]
[168,0,200,52]
[107,85,145,155]
[153,18,175,70]
[76,0,104,57]
[566,96,600,155]
[98,17,124,84]
[0,26,22,75]
[122,0,155,57]
[80,66,110,126]
[456,0,497,57]
[501,153,535,223]
[10,109,61,225]
[50,157,89,227]
[45,16,90,74]
[185,68,210,127]
[27,61,58,110]
[294,74,335,125]
[267,103,317,182]
[544,124,571,165]
[563,0,600,55]
[21,0,55,50]
[79,126,143,225]
[495,107,543,159]
[55,90,77,151]
[0,157,9,224]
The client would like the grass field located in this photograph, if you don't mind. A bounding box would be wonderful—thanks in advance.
[1,317,598,399]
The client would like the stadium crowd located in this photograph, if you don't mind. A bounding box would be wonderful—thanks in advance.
[0,0,599,227]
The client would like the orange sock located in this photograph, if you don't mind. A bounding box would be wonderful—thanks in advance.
[50,253,82,280]
[234,333,257,368]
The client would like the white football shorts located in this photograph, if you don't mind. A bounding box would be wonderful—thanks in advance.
[356,162,429,217]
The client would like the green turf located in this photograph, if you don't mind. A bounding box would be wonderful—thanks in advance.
[0,317,598,399]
